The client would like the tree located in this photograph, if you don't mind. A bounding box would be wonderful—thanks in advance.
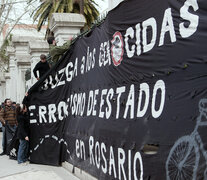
[0,0,37,72]
[32,0,100,34]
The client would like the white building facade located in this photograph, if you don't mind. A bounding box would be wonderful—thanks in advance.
[0,13,85,104]
[0,25,47,103]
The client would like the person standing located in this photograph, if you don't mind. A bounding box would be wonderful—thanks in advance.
[12,102,17,108]
[0,99,17,155]
[16,104,29,164]
[33,54,50,80]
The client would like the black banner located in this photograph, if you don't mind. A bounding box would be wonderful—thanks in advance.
[27,0,207,179]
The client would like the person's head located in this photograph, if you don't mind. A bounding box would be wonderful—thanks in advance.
[40,54,47,63]
[12,102,16,107]
[22,104,27,113]
[47,36,56,45]
[16,104,27,115]
[4,98,12,107]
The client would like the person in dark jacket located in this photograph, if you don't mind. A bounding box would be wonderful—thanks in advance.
[16,104,29,164]
[33,54,50,80]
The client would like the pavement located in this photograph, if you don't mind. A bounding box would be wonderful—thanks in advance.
[0,132,80,180]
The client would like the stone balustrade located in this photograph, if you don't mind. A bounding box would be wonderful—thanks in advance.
[49,13,86,46]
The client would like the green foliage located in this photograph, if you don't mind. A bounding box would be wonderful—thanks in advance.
[32,0,100,34]
[0,36,11,71]
[25,69,31,81]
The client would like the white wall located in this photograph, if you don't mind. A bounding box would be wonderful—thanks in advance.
[108,0,123,11]
[0,25,47,103]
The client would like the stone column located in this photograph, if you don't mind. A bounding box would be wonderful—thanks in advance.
[5,72,11,99]
[0,72,6,102]
[16,60,30,103]
[49,13,86,46]
[28,40,49,85]
[12,36,32,103]
[6,46,17,102]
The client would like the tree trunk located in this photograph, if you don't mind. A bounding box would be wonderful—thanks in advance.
[80,0,84,14]
[74,0,84,14]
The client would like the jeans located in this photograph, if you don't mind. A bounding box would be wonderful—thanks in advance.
[9,125,17,132]
[17,139,29,164]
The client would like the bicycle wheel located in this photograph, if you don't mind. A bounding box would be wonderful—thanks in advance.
[166,135,200,180]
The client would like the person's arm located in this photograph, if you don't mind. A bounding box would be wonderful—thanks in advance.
[0,108,5,126]
[50,40,71,63]
[17,116,28,139]
[46,61,50,70]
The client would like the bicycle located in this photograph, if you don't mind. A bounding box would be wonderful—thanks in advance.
[166,99,207,180]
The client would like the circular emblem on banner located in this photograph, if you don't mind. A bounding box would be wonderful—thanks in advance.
[111,31,124,66]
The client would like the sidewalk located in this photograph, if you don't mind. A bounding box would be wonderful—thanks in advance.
[0,132,80,180]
